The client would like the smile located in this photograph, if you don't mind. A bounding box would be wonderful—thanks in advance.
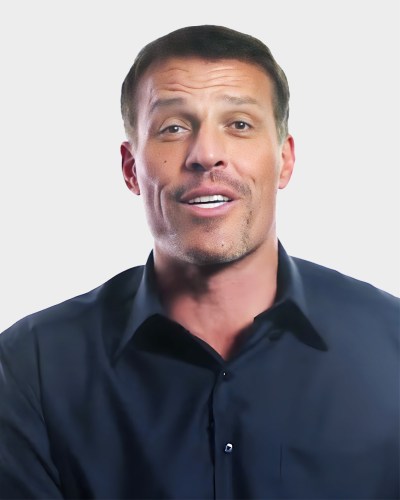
[187,194,232,209]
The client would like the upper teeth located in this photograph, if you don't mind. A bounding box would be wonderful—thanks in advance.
[188,195,230,204]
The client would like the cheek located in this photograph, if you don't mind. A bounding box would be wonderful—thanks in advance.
[136,149,165,192]
[244,147,281,196]
[138,143,183,186]
[135,151,179,220]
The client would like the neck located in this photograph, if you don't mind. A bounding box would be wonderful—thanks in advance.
[154,238,279,359]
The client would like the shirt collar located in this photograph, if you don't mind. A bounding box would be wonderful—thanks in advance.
[113,252,163,360]
[113,241,327,361]
[270,241,328,351]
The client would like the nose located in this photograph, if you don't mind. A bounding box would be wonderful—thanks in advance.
[185,126,228,172]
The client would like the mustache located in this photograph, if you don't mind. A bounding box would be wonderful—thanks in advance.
[172,170,251,200]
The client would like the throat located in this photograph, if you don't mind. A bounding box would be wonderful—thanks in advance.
[154,238,279,358]
[163,280,276,359]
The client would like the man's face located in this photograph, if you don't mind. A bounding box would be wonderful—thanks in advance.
[122,57,294,266]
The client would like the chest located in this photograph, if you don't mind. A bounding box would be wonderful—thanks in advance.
[41,334,398,498]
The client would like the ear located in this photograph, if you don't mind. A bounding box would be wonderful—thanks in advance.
[278,135,295,189]
[121,141,140,195]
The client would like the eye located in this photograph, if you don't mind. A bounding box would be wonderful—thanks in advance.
[230,121,252,131]
[160,124,186,134]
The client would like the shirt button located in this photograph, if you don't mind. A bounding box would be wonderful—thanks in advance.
[224,443,233,453]
[222,371,230,380]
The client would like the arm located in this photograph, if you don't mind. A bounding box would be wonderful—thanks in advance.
[0,327,63,499]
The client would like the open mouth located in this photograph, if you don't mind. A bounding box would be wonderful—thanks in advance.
[187,194,232,209]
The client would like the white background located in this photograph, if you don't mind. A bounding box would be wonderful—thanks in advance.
[0,0,399,332]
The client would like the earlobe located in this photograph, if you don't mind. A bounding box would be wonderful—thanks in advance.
[278,135,295,189]
[121,141,140,195]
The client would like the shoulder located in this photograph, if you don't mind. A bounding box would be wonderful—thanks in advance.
[293,255,399,307]
[291,255,399,343]
[0,265,144,356]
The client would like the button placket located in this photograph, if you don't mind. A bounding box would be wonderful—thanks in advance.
[212,367,235,498]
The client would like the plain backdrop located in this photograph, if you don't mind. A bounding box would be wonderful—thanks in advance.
[0,0,399,332]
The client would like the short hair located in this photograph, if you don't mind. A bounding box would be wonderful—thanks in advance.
[121,25,290,143]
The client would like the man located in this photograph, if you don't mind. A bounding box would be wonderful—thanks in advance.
[0,25,398,499]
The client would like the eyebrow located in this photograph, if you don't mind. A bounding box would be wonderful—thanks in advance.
[219,95,261,107]
[149,94,261,114]
[149,97,186,114]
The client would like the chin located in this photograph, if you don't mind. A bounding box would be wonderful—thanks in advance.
[180,242,251,267]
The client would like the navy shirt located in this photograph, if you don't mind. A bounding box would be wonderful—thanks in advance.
[0,243,399,499]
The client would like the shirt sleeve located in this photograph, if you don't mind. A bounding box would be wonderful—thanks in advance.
[0,326,63,499]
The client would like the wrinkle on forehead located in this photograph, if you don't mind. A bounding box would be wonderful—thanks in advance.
[151,63,262,89]
[137,58,272,111]
[149,94,262,115]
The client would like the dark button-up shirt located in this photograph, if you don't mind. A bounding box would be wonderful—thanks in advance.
[0,243,399,499]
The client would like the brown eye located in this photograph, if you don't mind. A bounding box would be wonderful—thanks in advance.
[235,121,247,129]
[231,121,251,130]
[160,125,185,134]
[166,125,181,133]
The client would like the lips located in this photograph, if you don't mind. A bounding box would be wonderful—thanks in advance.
[180,186,238,204]
[187,194,232,209]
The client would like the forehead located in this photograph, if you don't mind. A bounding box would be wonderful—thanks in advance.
[136,57,274,109]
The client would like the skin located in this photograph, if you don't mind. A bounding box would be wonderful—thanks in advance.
[121,57,295,358]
